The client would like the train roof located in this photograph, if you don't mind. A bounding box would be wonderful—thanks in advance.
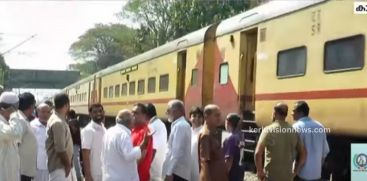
[216,0,326,37]
[97,25,212,77]
[63,25,213,90]
[64,0,327,90]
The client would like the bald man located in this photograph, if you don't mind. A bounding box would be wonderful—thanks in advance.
[101,109,150,181]
[31,103,52,181]
[162,100,191,181]
[198,104,228,181]
[254,103,306,181]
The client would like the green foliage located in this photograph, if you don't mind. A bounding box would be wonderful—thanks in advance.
[121,0,252,51]
[68,61,96,79]
[69,24,139,76]
[69,0,256,76]
[0,55,9,85]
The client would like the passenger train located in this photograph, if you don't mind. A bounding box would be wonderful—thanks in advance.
[59,1,367,180]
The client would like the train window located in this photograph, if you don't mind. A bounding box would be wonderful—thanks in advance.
[138,80,145,95]
[191,69,198,86]
[103,87,107,98]
[159,74,169,92]
[219,63,229,84]
[121,83,127,96]
[148,77,156,93]
[115,85,120,97]
[277,46,306,78]
[324,35,364,72]
[109,86,113,98]
[129,81,136,95]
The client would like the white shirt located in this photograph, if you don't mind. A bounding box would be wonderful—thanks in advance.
[149,116,167,180]
[12,110,38,177]
[101,123,141,181]
[190,126,202,181]
[293,117,330,180]
[0,114,23,181]
[162,116,191,179]
[30,119,48,170]
[81,121,106,179]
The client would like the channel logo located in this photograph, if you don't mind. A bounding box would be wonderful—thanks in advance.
[355,2,367,14]
[351,144,367,181]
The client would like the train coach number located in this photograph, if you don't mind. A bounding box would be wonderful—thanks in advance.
[311,10,321,36]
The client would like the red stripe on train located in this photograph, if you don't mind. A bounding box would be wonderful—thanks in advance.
[255,88,367,100]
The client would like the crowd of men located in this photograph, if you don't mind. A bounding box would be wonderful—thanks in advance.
[0,90,330,181]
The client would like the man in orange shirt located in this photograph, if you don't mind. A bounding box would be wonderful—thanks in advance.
[132,103,153,181]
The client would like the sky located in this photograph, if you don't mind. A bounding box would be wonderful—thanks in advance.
[0,0,131,70]
[0,0,133,101]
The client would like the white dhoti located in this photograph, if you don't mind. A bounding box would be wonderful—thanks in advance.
[49,168,77,181]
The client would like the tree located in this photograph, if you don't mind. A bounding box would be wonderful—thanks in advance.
[69,23,139,76]
[68,61,96,78]
[0,55,9,85]
[121,0,253,51]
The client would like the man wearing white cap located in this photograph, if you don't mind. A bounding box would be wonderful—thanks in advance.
[0,91,24,181]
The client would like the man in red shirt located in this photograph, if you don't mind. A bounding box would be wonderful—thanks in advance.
[132,103,153,181]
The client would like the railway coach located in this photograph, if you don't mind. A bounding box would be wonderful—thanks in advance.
[60,1,367,180]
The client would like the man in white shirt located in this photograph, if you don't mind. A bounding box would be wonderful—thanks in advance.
[162,100,191,181]
[14,92,38,181]
[81,104,106,181]
[101,109,150,181]
[30,103,52,181]
[292,101,330,181]
[146,103,167,181]
[188,106,203,181]
[0,91,24,181]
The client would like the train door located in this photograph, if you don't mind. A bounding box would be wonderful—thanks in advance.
[88,81,91,107]
[177,51,187,101]
[239,29,257,113]
[90,76,97,104]
[239,29,258,168]
[97,77,102,103]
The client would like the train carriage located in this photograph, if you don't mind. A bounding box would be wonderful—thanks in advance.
[66,78,92,115]
[73,25,219,121]
[216,0,367,179]
[58,1,367,179]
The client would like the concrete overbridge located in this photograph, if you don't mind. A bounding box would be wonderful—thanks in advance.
[4,69,80,89]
